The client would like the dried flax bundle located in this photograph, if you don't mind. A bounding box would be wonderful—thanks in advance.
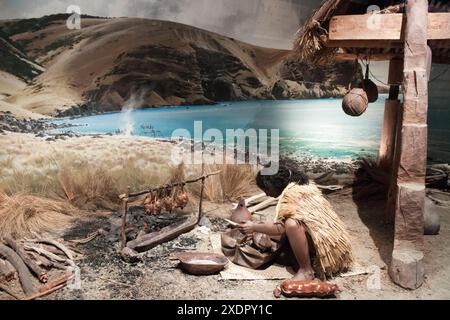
[276,182,354,279]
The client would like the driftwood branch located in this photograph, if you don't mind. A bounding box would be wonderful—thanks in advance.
[4,238,48,283]
[22,243,67,264]
[249,197,279,213]
[0,283,22,300]
[24,272,74,300]
[232,193,267,209]
[0,258,16,282]
[68,229,105,246]
[27,238,74,261]
[317,185,345,191]
[28,252,53,269]
[0,243,36,296]
[127,216,198,253]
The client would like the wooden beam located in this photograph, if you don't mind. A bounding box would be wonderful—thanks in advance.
[329,13,450,41]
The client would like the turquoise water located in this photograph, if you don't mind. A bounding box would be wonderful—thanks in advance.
[52,95,449,162]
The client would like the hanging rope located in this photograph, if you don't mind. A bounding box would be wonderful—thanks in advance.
[358,58,391,87]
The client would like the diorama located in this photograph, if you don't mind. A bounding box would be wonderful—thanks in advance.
[0,0,449,301]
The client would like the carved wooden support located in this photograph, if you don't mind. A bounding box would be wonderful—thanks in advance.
[389,0,429,290]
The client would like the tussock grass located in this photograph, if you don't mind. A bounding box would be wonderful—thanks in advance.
[0,193,80,239]
[0,134,259,238]
[189,164,258,203]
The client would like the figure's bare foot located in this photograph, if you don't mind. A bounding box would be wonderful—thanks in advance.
[292,269,315,281]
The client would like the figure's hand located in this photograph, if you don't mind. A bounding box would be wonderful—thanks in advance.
[236,221,255,235]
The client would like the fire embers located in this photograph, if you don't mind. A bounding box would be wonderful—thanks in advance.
[143,185,189,215]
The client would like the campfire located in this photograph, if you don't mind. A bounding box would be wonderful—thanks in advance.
[118,170,221,261]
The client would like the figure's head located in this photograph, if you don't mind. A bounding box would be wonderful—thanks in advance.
[256,158,309,198]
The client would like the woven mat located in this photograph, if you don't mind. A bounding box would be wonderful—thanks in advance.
[209,233,292,281]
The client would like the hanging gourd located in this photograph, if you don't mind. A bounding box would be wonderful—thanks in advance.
[342,88,368,117]
[342,59,369,117]
[360,63,378,103]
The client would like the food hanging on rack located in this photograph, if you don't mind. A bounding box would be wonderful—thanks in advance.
[143,190,156,215]
[163,187,174,213]
[175,184,189,209]
[154,189,163,214]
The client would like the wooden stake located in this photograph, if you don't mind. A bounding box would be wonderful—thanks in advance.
[120,187,130,249]
[198,177,206,224]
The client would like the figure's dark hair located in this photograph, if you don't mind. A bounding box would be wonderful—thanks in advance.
[256,158,309,195]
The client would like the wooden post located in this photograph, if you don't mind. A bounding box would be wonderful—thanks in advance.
[120,187,130,249]
[378,58,403,172]
[198,148,206,223]
[389,0,428,290]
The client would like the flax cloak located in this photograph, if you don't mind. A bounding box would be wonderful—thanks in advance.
[276,182,354,279]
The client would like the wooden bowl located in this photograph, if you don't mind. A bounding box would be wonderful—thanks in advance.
[175,252,228,275]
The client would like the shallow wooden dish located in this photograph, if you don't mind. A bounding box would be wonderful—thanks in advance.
[175,252,228,275]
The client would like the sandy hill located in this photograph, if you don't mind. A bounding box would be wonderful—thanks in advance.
[0,15,359,118]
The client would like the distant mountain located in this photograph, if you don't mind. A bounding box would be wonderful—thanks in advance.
[0,15,361,118]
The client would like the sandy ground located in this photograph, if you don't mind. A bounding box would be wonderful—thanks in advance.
[0,132,449,300]
[9,191,444,301]
[0,193,442,300]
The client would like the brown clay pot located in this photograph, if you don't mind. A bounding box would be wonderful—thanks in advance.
[230,198,252,224]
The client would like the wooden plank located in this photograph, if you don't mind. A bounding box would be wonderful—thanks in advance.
[330,13,404,40]
[329,13,450,41]
[126,216,198,253]
[428,13,450,40]
[378,99,401,172]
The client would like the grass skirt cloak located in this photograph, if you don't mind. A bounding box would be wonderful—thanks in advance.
[276,182,354,279]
